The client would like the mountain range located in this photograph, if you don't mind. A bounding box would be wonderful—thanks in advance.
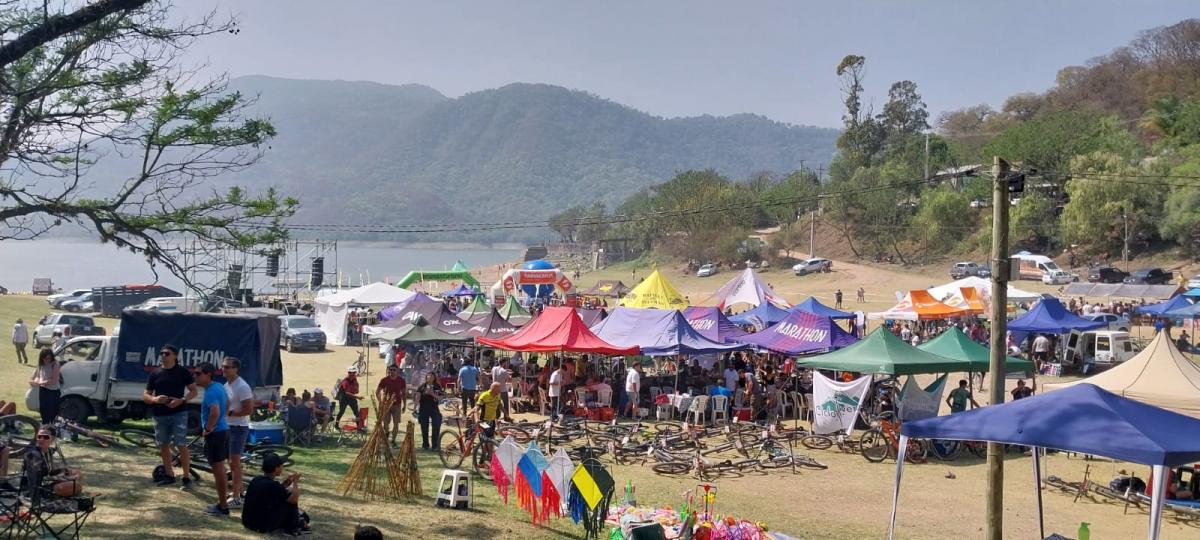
[220,76,840,242]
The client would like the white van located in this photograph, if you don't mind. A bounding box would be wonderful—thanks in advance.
[129,296,204,313]
[1012,252,1075,282]
[1063,330,1137,371]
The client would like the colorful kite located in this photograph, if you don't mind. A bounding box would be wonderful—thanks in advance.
[515,442,550,523]
[540,448,574,522]
[489,436,523,504]
[568,458,615,540]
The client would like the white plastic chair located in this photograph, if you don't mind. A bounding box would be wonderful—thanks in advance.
[596,387,613,408]
[688,395,710,426]
[710,394,728,425]
[649,386,663,401]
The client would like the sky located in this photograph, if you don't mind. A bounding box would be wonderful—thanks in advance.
[177,1,1197,128]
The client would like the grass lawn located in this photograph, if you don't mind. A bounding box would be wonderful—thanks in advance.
[0,291,1195,539]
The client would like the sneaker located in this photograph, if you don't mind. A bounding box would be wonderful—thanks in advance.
[180,477,193,491]
[226,497,244,509]
[204,504,229,516]
[155,476,177,487]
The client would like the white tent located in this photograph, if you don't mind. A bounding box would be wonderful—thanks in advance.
[699,268,791,309]
[314,282,415,345]
[927,276,1038,304]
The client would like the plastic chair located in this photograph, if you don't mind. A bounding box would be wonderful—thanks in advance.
[688,395,709,426]
[649,387,663,402]
[538,387,550,416]
[709,395,728,425]
[436,469,472,509]
[655,403,673,421]
[596,387,613,408]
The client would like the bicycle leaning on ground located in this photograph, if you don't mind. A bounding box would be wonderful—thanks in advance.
[859,412,928,464]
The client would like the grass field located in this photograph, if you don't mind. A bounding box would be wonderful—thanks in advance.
[0,260,1196,539]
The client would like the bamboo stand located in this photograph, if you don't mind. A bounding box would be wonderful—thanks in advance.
[337,398,422,499]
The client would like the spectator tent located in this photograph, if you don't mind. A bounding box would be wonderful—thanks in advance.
[1007,297,1105,334]
[460,308,519,339]
[927,276,1039,303]
[916,327,1034,373]
[575,308,608,327]
[372,316,472,344]
[619,269,688,310]
[579,280,630,298]
[735,310,858,355]
[497,295,533,327]
[728,301,790,329]
[456,295,492,322]
[789,297,855,320]
[699,268,791,309]
[365,293,468,336]
[868,290,969,321]
[682,307,751,343]
[590,307,747,356]
[891,384,1200,540]
[1044,331,1200,418]
[1136,294,1193,316]
[314,282,416,345]
[477,306,639,355]
[795,327,963,375]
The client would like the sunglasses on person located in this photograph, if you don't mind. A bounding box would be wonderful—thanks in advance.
[159,351,174,356]
[36,434,52,440]
[222,364,236,369]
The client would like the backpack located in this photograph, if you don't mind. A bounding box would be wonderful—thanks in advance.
[152,464,171,483]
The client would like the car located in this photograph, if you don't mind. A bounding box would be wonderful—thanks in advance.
[696,263,718,278]
[1124,267,1173,285]
[1041,270,1076,285]
[792,258,832,276]
[1082,313,1131,333]
[279,315,326,352]
[47,288,91,308]
[32,313,104,346]
[1088,267,1129,284]
[976,264,992,279]
[1187,275,1200,290]
[59,292,95,312]
[949,262,980,279]
[969,198,990,209]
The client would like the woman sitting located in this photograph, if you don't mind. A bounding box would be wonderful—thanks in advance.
[23,427,83,498]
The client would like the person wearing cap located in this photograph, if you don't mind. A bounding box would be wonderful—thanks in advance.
[196,362,231,516]
[142,343,197,489]
[241,452,308,535]
[11,318,29,364]
[375,364,407,445]
[335,366,363,430]
[308,388,332,433]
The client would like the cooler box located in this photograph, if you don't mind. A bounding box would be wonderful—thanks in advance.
[574,406,589,418]
[733,407,752,422]
[597,407,615,422]
[249,421,285,444]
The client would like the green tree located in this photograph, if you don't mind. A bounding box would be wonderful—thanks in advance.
[760,169,820,225]
[1142,97,1200,149]
[548,206,585,242]
[981,111,1139,175]
[0,0,294,285]
[835,55,884,168]
[878,80,929,144]
[1159,146,1200,256]
[912,187,974,254]
[1060,152,1164,256]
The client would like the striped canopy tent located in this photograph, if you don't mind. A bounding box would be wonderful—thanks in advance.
[868,290,970,321]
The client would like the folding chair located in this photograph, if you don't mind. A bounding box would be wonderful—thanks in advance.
[1,474,29,539]
[284,405,316,446]
[339,407,370,445]
[20,454,95,540]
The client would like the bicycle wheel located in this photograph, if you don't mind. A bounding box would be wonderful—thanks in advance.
[796,455,829,470]
[0,415,40,458]
[439,398,462,417]
[905,439,929,464]
[472,440,494,480]
[929,440,962,461]
[249,444,294,461]
[120,428,158,449]
[438,431,467,469]
[653,422,682,434]
[652,462,691,475]
[800,434,833,451]
[759,455,793,469]
[497,425,531,444]
[859,428,890,463]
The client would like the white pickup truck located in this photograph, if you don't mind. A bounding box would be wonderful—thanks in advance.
[32,313,105,346]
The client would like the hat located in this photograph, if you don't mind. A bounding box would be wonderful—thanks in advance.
[347,366,358,373]
[261,452,286,474]
[314,388,324,394]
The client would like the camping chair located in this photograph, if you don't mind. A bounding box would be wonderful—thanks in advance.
[1,471,28,539]
[284,404,316,446]
[20,452,95,539]
[339,407,370,445]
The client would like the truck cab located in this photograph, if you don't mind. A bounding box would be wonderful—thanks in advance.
[1063,330,1137,372]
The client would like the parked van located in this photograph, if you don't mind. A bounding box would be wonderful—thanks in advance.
[1063,330,1137,372]
[1012,252,1075,282]
[129,296,204,313]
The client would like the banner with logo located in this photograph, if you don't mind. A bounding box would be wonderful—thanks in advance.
[812,371,872,436]
[898,374,947,421]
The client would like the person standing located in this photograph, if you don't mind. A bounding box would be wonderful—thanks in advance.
[30,349,61,425]
[197,363,231,516]
[223,357,254,510]
[143,344,197,489]
[458,359,480,417]
[11,319,29,364]
[335,366,363,430]
[1032,334,1051,371]
[945,379,980,414]
[1011,379,1034,401]
[414,373,443,450]
[548,360,564,420]
[856,287,866,303]
[491,359,513,422]
[375,365,407,445]
[624,362,641,419]
[834,289,844,309]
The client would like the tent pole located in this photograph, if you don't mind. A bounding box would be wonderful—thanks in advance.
[1148,465,1167,540]
[887,434,909,540]
[1033,447,1045,540]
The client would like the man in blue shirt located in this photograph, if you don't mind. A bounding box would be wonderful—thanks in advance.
[458,358,480,417]
[197,362,231,516]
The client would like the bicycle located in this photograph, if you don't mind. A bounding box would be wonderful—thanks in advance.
[799,429,859,453]
[49,417,121,448]
[352,351,369,376]
[438,417,498,479]
[860,412,927,464]
[0,414,41,457]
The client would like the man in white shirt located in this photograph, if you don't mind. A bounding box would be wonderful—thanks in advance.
[222,356,255,509]
[11,319,29,364]
[624,363,642,419]
[723,364,739,392]
[1032,334,1052,371]
[548,361,565,420]
[491,359,513,422]
[900,326,912,342]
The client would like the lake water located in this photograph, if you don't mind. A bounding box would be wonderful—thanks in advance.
[0,239,523,292]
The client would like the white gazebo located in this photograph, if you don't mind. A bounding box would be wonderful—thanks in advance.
[314,282,415,345]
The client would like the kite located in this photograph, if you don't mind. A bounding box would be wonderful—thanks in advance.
[568,458,615,539]
[539,448,574,522]
[489,436,523,504]
[515,442,550,523]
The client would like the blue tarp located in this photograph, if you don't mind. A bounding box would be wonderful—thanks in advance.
[902,383,1200,466]
[590,307,748,356]
[1136,294,1193,315]
[1165,302,1200,319]
[728,302,790,328]
[115,311,283,387]
[1007,297,1105,334]
[682,306,750,343]
[441,283,478,297]
[734,310,858,355]
[789,297,856,320]
[1185,288,1200,298]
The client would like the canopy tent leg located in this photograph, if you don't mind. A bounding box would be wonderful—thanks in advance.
[1032,447,1045,540]
[1148,465,1167,540]
[887,434,909,540]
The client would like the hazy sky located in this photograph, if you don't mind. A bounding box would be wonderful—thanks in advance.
[178,1,1196,128]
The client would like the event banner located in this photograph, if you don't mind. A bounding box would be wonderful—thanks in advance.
[898,374,948,421]
[812,372,872,436]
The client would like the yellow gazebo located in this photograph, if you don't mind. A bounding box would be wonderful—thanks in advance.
[618,269,688,309]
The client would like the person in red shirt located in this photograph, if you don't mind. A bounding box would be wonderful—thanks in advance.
[376,365,407,444]
[336,367,363,430]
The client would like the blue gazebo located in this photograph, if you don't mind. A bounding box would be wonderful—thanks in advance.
[1137,294,1193,316]
[728,302,789,329]
[789,297,856,320]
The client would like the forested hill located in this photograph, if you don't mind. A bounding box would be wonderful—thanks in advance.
[225,76,838,241]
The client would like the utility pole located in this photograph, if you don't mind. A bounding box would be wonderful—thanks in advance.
[1122,207,1130,273]
[987,155,1011,540]
[924,132,931,180]
[810,210,817,258]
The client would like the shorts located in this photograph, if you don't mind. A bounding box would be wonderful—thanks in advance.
[153,411,189,447]
[205,430,230,464]
[228,425,249,456]
[381,403,404,426]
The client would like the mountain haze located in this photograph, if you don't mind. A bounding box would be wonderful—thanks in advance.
[225,76,839,242]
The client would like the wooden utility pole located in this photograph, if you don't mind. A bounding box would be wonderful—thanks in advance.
[810,210,816,258]
[986,155,1011,540]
